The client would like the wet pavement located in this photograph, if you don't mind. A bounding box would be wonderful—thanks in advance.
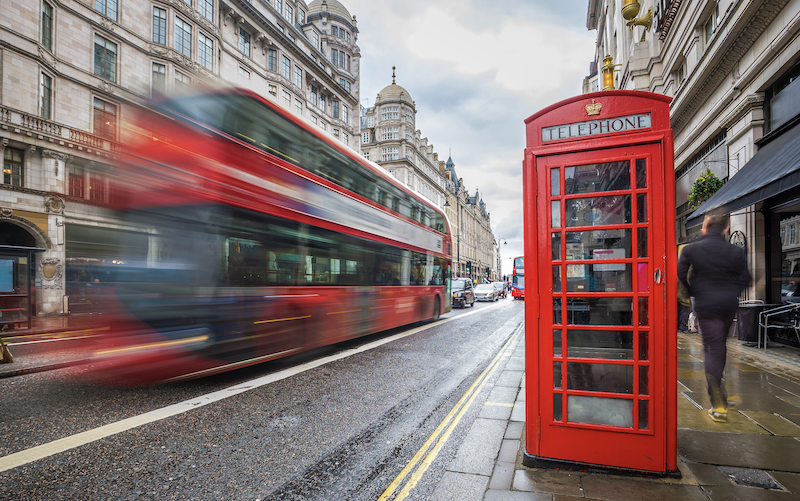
[2,317,800,499]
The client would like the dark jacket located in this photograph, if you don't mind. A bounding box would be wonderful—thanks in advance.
[677,233,751,309]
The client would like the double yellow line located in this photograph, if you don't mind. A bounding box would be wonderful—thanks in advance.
[378,323,523,501]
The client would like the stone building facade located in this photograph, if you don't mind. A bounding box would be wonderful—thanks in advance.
[584,0,800,304]
[360,76,497,281]
[0,0,360,319]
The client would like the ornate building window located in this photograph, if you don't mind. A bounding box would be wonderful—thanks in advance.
[40,73,52,119]
[333,100,339,119]
[152,63,166,95]
[311,85,318,106]
[93,98,117,140]
[153,7,167,44]
[95,0,117,20]
[282,55,291,80]
[3,148,23,187]
[175,72,191,91]
[93,35,117,82]
[268,49,277,71]
[239,28,251,57]
[199,32,213,70]
[68,163,83,197]
[199,0,214,21]
[175,18,192,57]
[42,2,53,51]
[294,65,302,87]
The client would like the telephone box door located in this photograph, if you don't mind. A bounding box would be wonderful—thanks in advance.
[533,143,671,472]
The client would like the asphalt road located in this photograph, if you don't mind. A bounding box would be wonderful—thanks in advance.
[0,297,524,500]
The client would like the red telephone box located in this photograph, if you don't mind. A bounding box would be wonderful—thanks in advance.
[522,91,678,476]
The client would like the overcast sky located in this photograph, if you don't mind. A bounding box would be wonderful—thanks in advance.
[343,0,597,275]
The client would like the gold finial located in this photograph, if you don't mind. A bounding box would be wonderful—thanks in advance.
[392,66,396,84]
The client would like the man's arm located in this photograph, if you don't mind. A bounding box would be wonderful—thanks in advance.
[677,248,692,295]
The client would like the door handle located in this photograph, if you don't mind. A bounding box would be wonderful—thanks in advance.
[654,268,662,284]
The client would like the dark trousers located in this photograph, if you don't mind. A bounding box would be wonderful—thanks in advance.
[695,306,736,407]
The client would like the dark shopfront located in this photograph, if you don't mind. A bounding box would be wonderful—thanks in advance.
[687,118,800,347]
[65,225,147,314]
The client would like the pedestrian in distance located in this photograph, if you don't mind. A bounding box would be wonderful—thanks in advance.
[677,213,751,423]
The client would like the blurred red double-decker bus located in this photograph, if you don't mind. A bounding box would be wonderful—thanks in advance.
[511,256,524,299]
[88,88,452,384]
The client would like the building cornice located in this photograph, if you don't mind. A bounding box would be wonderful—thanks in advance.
[671,0,790,134]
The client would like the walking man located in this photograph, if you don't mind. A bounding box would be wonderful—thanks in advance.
[677,213,751,422]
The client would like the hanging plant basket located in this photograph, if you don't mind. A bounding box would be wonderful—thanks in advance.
[688,168,724,209]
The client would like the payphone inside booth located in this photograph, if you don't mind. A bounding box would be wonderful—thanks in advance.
[522,91,678,476]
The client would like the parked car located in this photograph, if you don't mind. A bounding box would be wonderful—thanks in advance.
[474,283,499,302]
[491,281,507,298]
[452,278,475,308]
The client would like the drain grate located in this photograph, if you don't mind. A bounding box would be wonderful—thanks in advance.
[718,466,787,491]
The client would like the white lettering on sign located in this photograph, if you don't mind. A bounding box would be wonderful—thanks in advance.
[541,113,651,142]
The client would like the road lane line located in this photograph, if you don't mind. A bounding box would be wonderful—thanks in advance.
[0,318,456,473]
[378,323,523,501]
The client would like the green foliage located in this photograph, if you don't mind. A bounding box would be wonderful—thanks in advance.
[688,168,724,209]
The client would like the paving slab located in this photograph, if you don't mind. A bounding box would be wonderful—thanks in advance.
[740,411,800,436]
[512,469,585,497]
[678,429,800,472]
[580,474,708,501]
[448,418,507,476]
[429,471,488,501]
[678,408,770,433]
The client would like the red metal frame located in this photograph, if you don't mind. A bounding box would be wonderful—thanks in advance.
[523,91,677,475]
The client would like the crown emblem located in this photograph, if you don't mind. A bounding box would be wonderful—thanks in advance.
[585,99,602,116]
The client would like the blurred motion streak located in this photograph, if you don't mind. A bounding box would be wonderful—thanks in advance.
[78,87,452,385]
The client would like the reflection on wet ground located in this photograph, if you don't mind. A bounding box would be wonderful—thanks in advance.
[677,332,800,498]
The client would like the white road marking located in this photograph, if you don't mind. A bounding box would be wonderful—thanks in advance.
[0,318,457,473]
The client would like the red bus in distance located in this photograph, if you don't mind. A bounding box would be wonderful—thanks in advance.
[511,256,524,300]
[84,87,452,385]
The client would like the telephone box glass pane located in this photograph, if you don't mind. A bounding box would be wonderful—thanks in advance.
[638,297,649,326]
[553,298,562,325]
[566,264,632,292]
[639,331,649,360]
[637,194,647,223]
[567,362,634,393]
[551,200,561,228]
[636,158,647,189]
[565,230,631,260]
[554,393,563,421]
[639,365,649,395]
[551,168,560,196]
[638,228,648,257]
[552,233,561,260]
[568,395,633,427]
[566,195,631,227]
[639,400,649,429]
[553,266,562,292]
[553,329,562,356]
[637,263,649,292]
[554,362,562,389]
[564,161,630,194]
[566,330,633,359]
[568,297,633,325]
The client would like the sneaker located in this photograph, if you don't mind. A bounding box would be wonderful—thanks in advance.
[726,395,741,410]
[708,409,727,423]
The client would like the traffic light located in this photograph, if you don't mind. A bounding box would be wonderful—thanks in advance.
[466,261,472,274]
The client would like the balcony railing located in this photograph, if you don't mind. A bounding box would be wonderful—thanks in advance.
[0,105,122,154]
